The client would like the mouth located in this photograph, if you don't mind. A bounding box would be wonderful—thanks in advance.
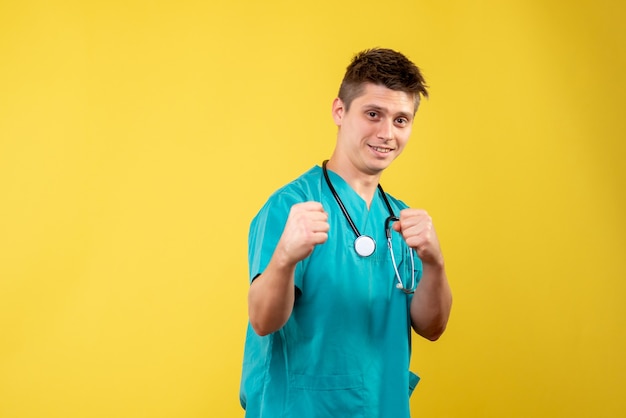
[369,145,394,154]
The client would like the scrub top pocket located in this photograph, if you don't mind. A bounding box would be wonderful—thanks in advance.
[287,372,366,418]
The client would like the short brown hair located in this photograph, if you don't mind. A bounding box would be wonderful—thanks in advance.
[338,48,428,113]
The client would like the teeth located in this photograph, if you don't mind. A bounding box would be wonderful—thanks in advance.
[372,146,391,153]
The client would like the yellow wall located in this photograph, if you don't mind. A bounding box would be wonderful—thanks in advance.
[1,0,624,417]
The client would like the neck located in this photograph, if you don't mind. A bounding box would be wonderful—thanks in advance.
[324,157,382,207]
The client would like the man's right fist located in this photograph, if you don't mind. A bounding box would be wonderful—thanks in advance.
[277,201,329,264]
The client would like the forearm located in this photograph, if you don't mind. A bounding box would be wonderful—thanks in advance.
[410,261,452,341]
[247,251,297,336]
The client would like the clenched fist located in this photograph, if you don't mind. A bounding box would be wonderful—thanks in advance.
[392,208,444,266]
[277,201,329,264]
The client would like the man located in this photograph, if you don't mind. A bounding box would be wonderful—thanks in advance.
[240,48,452,417]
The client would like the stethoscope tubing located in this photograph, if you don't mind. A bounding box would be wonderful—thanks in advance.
[321,160,416,293]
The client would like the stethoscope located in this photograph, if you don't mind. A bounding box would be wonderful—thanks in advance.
[322,160,416,294]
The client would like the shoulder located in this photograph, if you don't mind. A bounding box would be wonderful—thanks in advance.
[262,166,323,207]
[252,166,323,221]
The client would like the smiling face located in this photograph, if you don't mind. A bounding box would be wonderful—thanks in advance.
[331,82,417,178]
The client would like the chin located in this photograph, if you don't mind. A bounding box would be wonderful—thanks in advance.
[366,160,392,174]
[374,154,397,166]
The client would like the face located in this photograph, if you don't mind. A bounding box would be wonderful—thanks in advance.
[332,83,416,176]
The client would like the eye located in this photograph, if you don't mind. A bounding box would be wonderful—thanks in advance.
[367,111,378,118]
[395,117,409,126]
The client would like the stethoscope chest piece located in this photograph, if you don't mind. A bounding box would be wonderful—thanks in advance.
[354,235,376,257]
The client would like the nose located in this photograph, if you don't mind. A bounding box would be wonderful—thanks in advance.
[377,118,394,141]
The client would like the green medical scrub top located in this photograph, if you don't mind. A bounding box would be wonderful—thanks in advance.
[240,166,422,418]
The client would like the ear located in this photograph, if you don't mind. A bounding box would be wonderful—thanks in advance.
[331,97,345,126]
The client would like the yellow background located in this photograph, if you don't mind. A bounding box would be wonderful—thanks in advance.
[1,0,624,417]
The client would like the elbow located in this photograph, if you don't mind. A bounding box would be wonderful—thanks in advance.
[412,293,453,341]
[249,318,275,337]
[424,325,446,341]
[412,311,450,341]
[248,308,286,336]
[416,323,447,342]
[247,277,293,337]
[248,309,271,336]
